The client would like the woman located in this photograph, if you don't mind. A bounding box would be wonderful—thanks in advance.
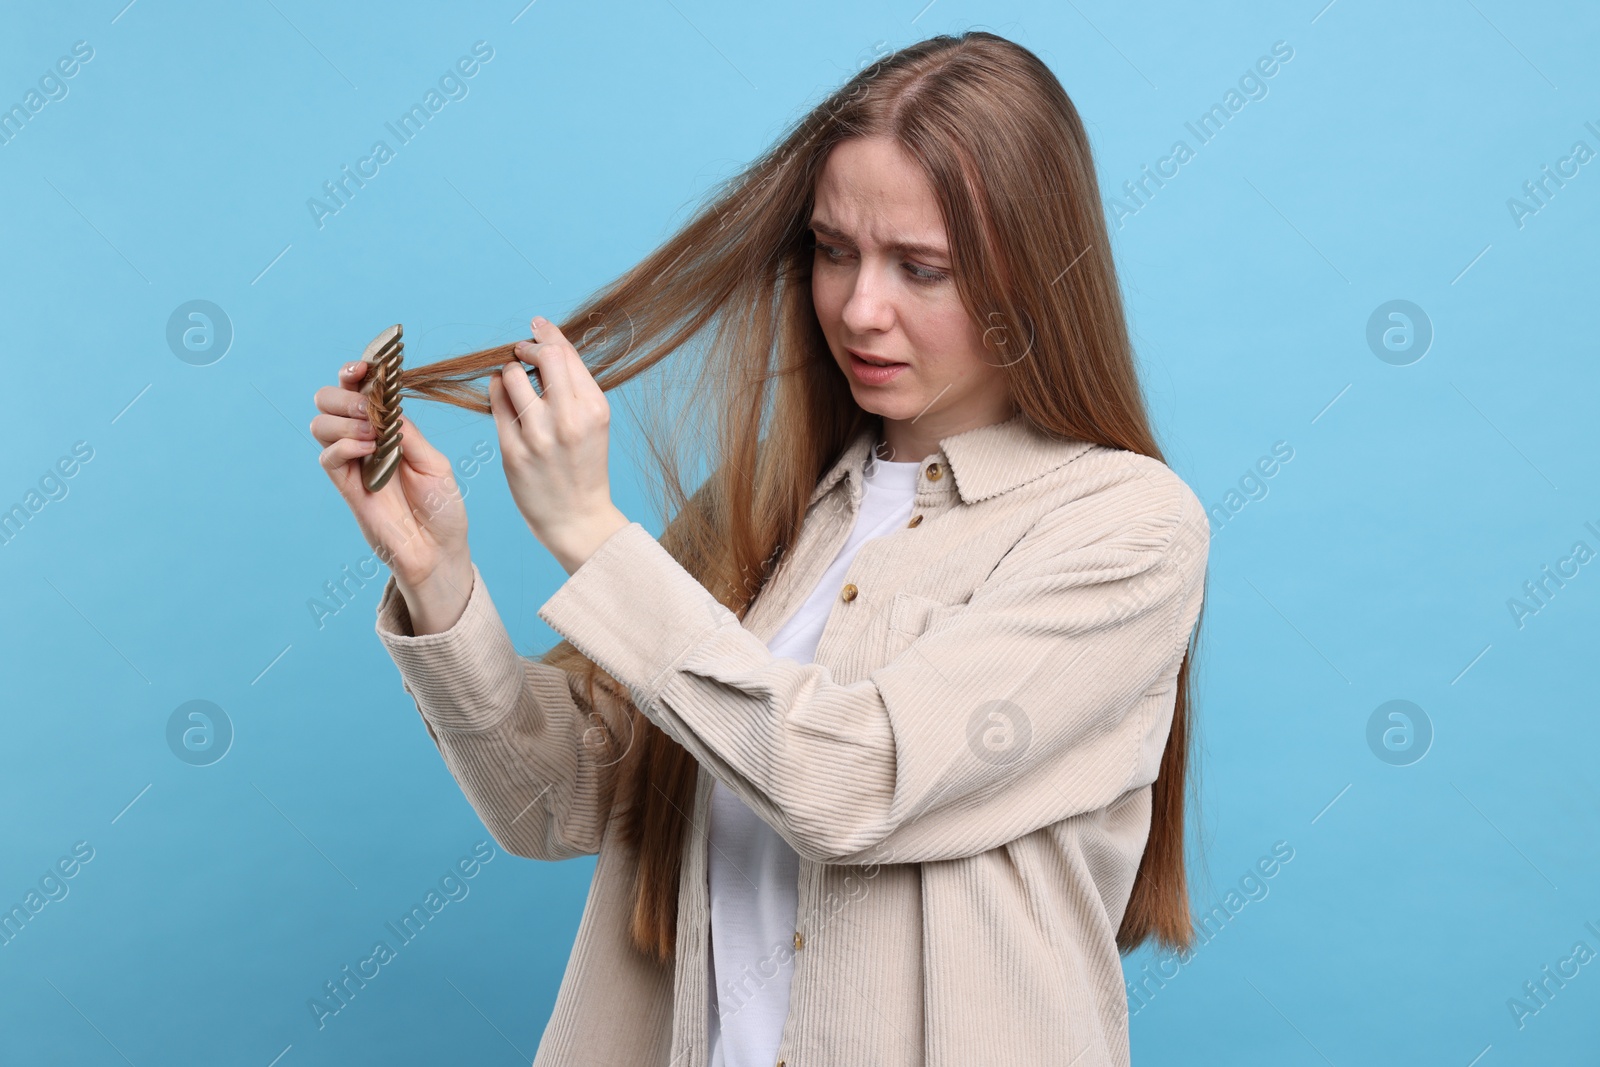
[311,31,1209,1067]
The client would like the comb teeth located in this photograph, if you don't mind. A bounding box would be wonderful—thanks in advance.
[359,324,404,493]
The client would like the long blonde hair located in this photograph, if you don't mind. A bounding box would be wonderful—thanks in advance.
[380,30,1206,964]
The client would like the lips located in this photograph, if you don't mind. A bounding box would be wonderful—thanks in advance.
[846,347,904,367]
[846,348,909,386]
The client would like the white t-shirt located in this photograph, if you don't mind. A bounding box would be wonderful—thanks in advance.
[706,449,923,1067]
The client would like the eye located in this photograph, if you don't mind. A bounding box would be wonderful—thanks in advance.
[813,238,850,263]
[904,261,949,284]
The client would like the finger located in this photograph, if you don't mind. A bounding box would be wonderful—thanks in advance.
[516,317,577,401]
[309,412,374,446]
[314,381,369,419]
[509,341,549,397]
[487,373,529,462]
[513,339,571,403]
[529,315,603,402]
[319,435,376,475]
[340,360,368,389]
[498,360,548,432]
[393,413,450,475]
[530,315,566,346]
[537,315,604,395]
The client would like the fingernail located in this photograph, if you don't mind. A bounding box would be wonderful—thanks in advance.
[342,362,355,375]
[532,315,547,326]
[355,399,367,415]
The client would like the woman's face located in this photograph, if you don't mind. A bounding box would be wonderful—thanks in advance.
[809,135,1016,461]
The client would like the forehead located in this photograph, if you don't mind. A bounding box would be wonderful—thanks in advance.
[812,136,946,248]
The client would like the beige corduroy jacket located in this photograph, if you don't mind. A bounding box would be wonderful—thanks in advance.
[373,410,1209,1067]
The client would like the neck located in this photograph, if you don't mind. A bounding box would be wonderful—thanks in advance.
[875,402,1019,464]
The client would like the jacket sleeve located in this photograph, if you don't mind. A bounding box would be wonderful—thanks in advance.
[373,562,628,861]
[537,480,1210,866]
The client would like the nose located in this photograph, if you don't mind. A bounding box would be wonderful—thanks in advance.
[839,267,895,336]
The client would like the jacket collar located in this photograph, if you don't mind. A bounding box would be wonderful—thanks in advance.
[807,410,1096,507]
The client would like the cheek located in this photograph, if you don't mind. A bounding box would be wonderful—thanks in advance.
[811,272,844,329]
[907,301,985,375]
[920,289,977,336]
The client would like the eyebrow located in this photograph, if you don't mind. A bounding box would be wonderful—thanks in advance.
[807,217,949,260]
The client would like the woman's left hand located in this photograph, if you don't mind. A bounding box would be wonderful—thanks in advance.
[489,315,630,575]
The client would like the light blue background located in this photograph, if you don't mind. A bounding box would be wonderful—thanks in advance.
[2,1,1596,1064]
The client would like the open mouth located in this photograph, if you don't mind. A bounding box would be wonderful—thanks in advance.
[847,348,904,367]
[846,348,908,384]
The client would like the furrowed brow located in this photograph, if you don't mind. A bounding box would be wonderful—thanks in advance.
[808,217,948,260]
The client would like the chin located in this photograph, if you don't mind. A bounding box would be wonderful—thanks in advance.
[848,391,915,422]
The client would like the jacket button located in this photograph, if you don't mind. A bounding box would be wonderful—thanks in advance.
[925,462,942,481]
[907,513,923,528]
[793,931,804,950]
[840,583,858,602]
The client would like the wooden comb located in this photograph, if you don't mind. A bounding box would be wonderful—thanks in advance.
[358,324,404,493]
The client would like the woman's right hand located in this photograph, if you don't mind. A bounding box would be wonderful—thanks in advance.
[311,359,473,634]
